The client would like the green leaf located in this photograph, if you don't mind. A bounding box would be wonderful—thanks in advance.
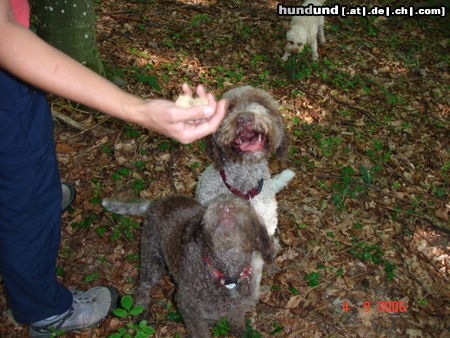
[121,295,134,310]
[130,306,145,316]
[270,323,284,335]
[304,272,321,287]
[96,226,106,236]
[84,271,99,283]
[90,196,102,204]
[139,325,156,334]
[108,334,122,338]
[359,165,372,184]
[112,308,129,317]
[213,319,230,336]
[166,310,183,322]
[288,286,300,295]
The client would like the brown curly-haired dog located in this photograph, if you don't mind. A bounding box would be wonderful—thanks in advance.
[197,85,294,238]
[104,194,274,337]
[196,86,295,300]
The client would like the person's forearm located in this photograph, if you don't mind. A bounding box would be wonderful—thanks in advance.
[0,18,142,123]
[0,0,227,144]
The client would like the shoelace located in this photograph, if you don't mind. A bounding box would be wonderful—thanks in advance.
[72,287,103,303]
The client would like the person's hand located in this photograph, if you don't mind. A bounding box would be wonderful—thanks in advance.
[130,84,227,144]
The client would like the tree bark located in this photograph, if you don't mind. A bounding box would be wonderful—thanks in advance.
[30,0,105,75]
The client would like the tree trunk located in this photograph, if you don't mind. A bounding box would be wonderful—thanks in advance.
[30,0,105,75]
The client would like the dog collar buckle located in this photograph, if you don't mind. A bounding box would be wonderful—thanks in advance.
[204,257,252,289]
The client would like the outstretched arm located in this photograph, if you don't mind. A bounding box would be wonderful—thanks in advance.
[0,0,226,143]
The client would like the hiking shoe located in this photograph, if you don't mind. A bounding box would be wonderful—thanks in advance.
[29,286,118,337]
[61,182,76,212]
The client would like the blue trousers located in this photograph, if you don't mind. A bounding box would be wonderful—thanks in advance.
[0,70,72,323]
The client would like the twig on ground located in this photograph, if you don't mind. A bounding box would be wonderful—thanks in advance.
[52,110,87,131]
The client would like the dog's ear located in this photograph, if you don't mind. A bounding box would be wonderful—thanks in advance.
[205,135,225,169]
[181,203,206,244]
[254,218,275,263]
[269,113,289,159]
[276,127,289,159]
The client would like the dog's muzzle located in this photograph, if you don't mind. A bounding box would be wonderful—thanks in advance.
[232,113,267,153]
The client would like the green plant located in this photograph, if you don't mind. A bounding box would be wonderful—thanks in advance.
[270,322,284,335]
[349,237,397,280]
[331,166,364,210]
[318,136,342,156]
[109,320,155,338]
[113,295,144,318]
[102,144,114,155]
[285,50,314,82]
[166,310,183,322]
[109,296,154,338]
[212,318,230,336]
[90,178,103,204]
[110,214,140,241]
[123,124,142,138]
[70,213,97,229]
[125,65,160,92]
[288,286,300,294]
[432,185,446,199]
[111,167,131,180]
[84,271,99,283]
[304,272,321,287]
[132,179,146,194]
[244,319,262,337]
[384,261,397,281]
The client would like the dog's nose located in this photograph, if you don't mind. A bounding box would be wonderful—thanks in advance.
[237,113,254,126]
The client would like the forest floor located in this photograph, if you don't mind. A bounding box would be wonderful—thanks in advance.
[1,0,448,337]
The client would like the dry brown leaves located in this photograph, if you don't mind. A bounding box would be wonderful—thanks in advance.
[1,0,448,337]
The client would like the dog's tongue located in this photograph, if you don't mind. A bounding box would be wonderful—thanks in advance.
[236,132,266,152]
[240,140,264,152]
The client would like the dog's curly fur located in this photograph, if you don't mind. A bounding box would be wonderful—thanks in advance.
[196,85,293,238]
[128,194,275,338]
[195,86,294,300]
[282,0,326,61]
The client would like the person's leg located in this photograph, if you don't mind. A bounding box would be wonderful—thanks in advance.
[0,70,117,336]
[0,69,73,323]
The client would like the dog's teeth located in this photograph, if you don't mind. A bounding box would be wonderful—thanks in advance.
[258,134,262,142]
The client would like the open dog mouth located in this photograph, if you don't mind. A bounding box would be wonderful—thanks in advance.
[232,130,267,153]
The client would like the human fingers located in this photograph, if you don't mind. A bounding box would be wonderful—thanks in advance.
[184,98,227,137]
[181,83,193,96]
[171,104,214,123]
[195,84,207,98]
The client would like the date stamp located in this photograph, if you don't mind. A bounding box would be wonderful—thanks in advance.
[341,301,407,313]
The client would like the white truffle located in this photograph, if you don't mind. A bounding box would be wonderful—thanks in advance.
[175,94,209,108]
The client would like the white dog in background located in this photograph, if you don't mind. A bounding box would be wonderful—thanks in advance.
[282,0,326,61]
